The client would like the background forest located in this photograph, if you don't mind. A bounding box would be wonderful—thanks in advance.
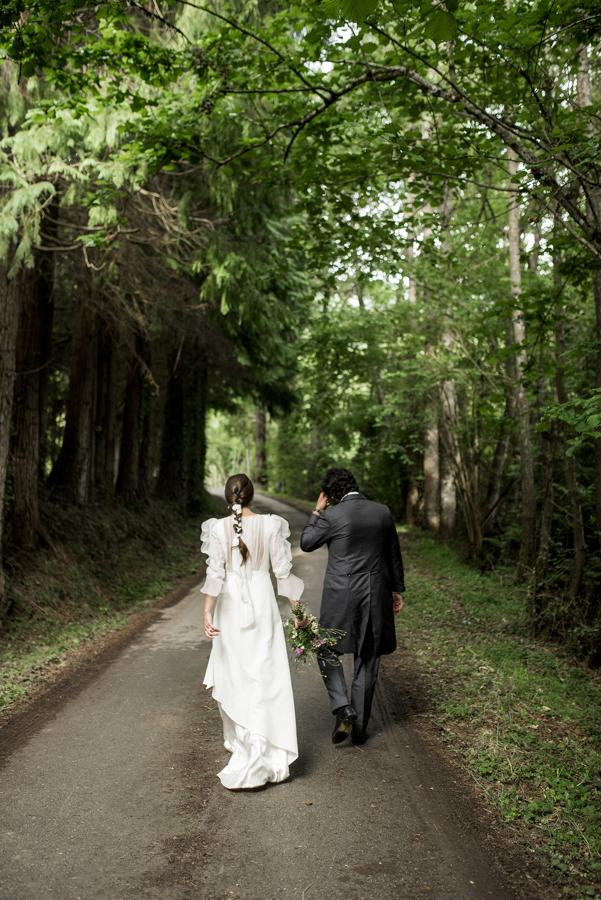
[1,3,601,893]
[2,0,600,661]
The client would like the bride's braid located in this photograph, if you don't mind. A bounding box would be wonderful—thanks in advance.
[231,487,246,558]
[224,473,254,564]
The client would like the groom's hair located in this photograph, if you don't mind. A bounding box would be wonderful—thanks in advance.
[321,468,359,503]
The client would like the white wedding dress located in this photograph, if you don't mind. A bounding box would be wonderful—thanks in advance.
[200,513,304,790]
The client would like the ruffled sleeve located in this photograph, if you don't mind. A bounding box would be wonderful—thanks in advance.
[269,514,304,601]
[199,518,226,597]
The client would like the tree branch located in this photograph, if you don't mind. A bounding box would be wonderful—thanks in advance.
[174,0,331,101]
[128,1,192,43]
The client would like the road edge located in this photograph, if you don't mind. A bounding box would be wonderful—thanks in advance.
[0,569,202,762]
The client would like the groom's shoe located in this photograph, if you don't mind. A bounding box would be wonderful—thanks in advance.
[332,705,357,744]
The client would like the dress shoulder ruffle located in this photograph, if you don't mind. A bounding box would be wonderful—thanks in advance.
[269,513,304,601]
[200,517,222,555]
[269,513,291,540]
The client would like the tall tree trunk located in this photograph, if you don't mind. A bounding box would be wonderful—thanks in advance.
[307,426,323,499]
[10,204,57,548]
[482,392,513,537]
[423,409,440,531]
[93,325,118,498]
[138,354,154,502]
[403,211,420,524]
[593,274,601,553]
[0,59,30,603]
[37,197,59,482]
[507,147,537,575]
[10,262,47,548]
[530,424,555,625]
[404,476,419,526]
[438,182,457,538]
[47,298,97,504]
[577,47,601,552]
[185,351,208,517]
[0,260,23,614]
[115,332,147,506]
[253,407,268,490]
[440,418,483,558]
[419,159,440,533]
[553,244,587,602]
[439,411,457,536]
[440,350,457,538]
[156,344,185,501]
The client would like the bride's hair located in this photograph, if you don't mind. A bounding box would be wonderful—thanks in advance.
[224,473,254,564]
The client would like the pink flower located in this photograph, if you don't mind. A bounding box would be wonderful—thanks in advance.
[294,647,305,657]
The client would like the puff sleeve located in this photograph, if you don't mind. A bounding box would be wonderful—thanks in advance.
[269,514,304,601]
[199,518,226,597]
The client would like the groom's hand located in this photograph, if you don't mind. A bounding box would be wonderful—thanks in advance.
[315,491,329,511]
[392,592,404,613]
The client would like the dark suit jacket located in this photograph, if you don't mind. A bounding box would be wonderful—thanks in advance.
[300,492,405,656]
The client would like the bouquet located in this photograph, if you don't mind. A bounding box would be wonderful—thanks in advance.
[284,601,345,666]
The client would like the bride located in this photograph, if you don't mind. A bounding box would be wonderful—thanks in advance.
[200,473,305,790]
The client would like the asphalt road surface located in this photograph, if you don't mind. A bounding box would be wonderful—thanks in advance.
[0,495,528,900]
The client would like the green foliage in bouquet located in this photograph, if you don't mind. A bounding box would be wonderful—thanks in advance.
[284,602,345,666]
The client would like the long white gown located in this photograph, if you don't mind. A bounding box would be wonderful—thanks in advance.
[200,512,304,790]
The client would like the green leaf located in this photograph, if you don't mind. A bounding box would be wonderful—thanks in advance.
[322,0,338,15]
[424,9,457,43]
[305,24,329,50]
[20,59,37,77]
[324,0,380,23]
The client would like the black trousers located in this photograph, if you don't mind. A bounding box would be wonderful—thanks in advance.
[317,622,380,735]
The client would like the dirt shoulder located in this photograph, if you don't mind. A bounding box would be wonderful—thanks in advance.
[0,496,222,721]
[380,651,557,900]
[391,528,601,900]
[0,570,200,756]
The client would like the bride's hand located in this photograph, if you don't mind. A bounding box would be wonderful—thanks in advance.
[291,601,309,629]
[204,613,221,639]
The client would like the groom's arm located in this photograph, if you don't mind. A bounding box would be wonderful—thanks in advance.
[300,511,331,552]
[386,515,406,593]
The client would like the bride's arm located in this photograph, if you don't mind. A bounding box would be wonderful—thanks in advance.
[200,519,226,639]
[269,516,305,602]
[203,594,220,639]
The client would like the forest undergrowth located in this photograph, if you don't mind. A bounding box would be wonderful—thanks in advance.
[395,529,601,899]
[0,494,220,715]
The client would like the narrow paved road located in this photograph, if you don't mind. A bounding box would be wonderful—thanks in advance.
[0,496,524,900]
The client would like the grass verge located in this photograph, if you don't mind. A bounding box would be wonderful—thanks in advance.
[0,496,221,716]
[398,528,601,899]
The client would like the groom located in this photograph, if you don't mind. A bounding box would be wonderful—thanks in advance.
[300,468,405,745]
